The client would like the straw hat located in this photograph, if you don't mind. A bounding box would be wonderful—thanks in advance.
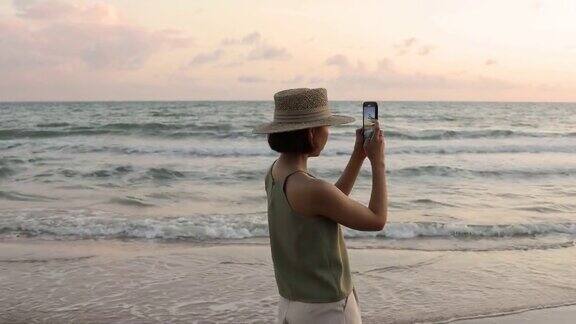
[252,88,355,134]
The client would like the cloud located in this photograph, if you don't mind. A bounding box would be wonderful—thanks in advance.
[394,37,417,55]
[308,76,326,84]
[247,44,291,61]
[0,0,192,71]
[485,59,497,66]
[325,54,350,68]
[189,49,224,65]
[324,54,515,96]
[221,31,262,46]
[238,75,267,83]
[282,75,304,84]
[418,45,434,56]
[401,37,417,47]
[13,0,119,23]
[221,60,244,68]
[219,31,290,61]
[394,37,435,56]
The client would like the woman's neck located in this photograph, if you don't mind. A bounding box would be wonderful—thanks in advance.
[278,153,308,171]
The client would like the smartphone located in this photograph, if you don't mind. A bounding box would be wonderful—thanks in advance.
[362,102,378,140]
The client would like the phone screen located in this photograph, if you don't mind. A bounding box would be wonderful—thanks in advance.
[363,102,378,140]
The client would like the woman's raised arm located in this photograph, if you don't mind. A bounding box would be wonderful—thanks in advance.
[290,121,387,231]
[335,128,366,195]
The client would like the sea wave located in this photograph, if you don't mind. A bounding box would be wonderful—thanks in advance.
[39,141,576,158]
[0,166,16,178]
[10,163,576,184]
[378,129,576,140]
[36,122,71,128]
[0,191,55,202]
[300,166,576,180]
[142,168,185,180]
[2,209,576,241]
[388,165,576,178]
[0,123,252,140]
[0,129,113,139]
[389,144,576,155]
[2,124,575,141]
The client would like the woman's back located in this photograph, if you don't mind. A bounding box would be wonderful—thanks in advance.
[265,160,353,303]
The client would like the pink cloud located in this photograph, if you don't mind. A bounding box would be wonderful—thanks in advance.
[219,31,290,62]
[394,37,435,57]
[418,45,434,56]
[485,59,498,66]
[325,54,350,68]
[13,0,119,23]
[188,49,225,66]
[324,54,515,96]
[1,1,192,71]
[246,44,291,61]
[394,37,417,55]
[238,75,267,83]
[221,32,262,46]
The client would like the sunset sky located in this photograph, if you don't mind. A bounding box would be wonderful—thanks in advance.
[1,0,576,101]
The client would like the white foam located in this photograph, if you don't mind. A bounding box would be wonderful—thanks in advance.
[2,209,576,240]
[345,222,576,239]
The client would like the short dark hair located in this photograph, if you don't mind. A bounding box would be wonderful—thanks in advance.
[267,128,314,154]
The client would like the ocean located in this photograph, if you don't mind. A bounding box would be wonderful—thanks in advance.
[1,101,576,323]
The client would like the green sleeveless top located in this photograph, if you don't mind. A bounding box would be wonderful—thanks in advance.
[265,160,353,303]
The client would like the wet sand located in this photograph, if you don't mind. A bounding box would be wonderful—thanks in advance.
[2,238,576,323]
[455,305,576,323]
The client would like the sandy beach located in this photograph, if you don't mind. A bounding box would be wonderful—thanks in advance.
[2,237,576,323]
[456,305,576,324]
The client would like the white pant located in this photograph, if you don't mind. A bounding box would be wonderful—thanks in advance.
[276,288,362,324]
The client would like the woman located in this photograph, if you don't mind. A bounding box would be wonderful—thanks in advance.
[252,88,387,324]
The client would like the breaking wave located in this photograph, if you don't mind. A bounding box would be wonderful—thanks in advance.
[2,124,575,141]
[2,209,576,241]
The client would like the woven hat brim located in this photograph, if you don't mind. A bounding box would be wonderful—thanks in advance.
[252,114,355,134]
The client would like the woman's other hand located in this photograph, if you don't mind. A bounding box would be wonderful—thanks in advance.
[363,120,385,165]
[352,128,367,160]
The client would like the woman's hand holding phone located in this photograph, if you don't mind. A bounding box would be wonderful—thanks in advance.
[363,120,385,166]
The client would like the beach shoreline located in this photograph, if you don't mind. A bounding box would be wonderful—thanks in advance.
[2,237,576,323]
[453,304,576,324]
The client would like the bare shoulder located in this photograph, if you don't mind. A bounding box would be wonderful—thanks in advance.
[285,172,319,192]
[308,177,339,198]
[285,173,342,216]
[286,172,332,195]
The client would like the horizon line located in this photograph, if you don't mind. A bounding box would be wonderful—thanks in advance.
[2,99,576,104]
